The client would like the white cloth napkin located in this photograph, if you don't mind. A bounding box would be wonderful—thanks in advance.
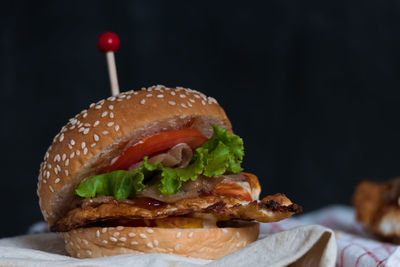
[0,224,336,267]
[263,205,400,267]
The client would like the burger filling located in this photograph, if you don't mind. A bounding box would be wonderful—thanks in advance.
[52,125,301,232]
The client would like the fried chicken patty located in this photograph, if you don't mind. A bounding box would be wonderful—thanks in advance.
[53,194,301,232]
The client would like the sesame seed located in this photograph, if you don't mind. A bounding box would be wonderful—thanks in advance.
[115,125,120,131]
[96,230,100,237]
[147,242,153,248]
[102,228,107,233]
[81,142,86,149]
[82,239,89,245]
[94,134,99,141]
[119,237,126,242]
[76,150,80,155]
[94,121,100,127]
[146,229,154,233]
[176,232,181,238]
[65,170,69,176]
[62,154,66,161]
[54,167,58,174]
[84,123,91,127]
[83,113,88,118]
[49,185,54,192]
[180,103,187,108]
[46,171,50,178]
[194,94,200,98]
[128,233,136,237]
[179,94,186,98]
[139,234,147,239]
[131,241,138,245]
[153,240,159,246]
[86,250,92,256]
[222,229,228,233]
[127,95,131,99]
[70,139,75,146]
[187,102,192,107]
[109,237,117,242]
[68,144,73,149]
[102,240,108,244]
[69,125,75,130]
[108,105,114,110]
[168,101,176,105]
[116,226,124,230]
[101,111,108,117]
[109,112,114,118]
[140,99,146,104]
[102,131,109,135]
[146,94,152,97]
[171,91,176,95]
[78,127,85,133]
[43,179,47,184]
[201,100,206,105]
[188,232,193,238]
[90,103,95,108]
[113,232,120,237]
[95,105,102,109]
[47,164,51,169]
[157,94,164,98]
[83,147,88,155]
[55,178,60,184]
[83,128,89,135]
[189,99,195,103]
[59,134,64,142]
[107,122,114,127]
[70,152,75,158]
[236,232,240,238]
[90,143,96,147]
[108,96,116,101]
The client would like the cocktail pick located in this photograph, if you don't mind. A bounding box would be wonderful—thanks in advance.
[97,32,121,96]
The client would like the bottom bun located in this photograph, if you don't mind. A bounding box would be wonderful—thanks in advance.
[61,222,259,259]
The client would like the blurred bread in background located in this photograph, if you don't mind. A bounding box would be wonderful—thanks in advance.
[353,178,400,243]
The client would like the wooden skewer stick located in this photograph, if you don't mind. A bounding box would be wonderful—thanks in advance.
[97,32,121,96]
[106,51,119,96]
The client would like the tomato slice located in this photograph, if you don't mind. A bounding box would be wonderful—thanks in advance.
[212,182,252,201]
[104,128,208,173]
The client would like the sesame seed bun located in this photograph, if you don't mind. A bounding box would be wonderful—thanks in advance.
[61,223,259,259]
[37,85,231,226]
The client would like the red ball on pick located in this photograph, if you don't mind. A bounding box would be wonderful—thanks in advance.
[97,32,120,53]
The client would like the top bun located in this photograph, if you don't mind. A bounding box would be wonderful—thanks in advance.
[37,85,231,226]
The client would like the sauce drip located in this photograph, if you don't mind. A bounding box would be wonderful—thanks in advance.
[133,197,166,210]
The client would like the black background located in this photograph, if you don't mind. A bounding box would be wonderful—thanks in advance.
[2,1,400,238]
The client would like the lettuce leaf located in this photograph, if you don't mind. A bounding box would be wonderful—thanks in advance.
[75,170,145,200]
[75,125,244,198]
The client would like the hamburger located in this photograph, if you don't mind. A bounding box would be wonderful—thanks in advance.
[37,85,301,259]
